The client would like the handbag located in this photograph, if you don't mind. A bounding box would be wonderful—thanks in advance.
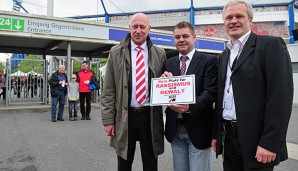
[89,78,100,91]
[89,83,97,91]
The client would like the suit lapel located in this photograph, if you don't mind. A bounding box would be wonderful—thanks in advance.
[186,51,201,75]
[172,56,181,76]
[233,32,256,72]
[221,49,230,82]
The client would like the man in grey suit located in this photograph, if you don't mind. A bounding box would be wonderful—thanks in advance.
[101,13,166,171]
[212,1,293,171]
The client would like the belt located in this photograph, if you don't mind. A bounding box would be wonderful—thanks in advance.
[129,106,150,114]
[223,119,237,128]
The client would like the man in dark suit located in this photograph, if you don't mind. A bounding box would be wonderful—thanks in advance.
[162,21,218,171]
[211,1,293,171]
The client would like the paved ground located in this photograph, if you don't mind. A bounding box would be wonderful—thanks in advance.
[0,104,297,171]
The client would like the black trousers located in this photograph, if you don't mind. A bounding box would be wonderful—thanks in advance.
[0,87,6,100]
[117,109,157,171]
[79,92,91,117]
[223,124,274,171]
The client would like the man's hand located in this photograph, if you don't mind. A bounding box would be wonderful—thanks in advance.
[104,124,115,136]
[211,139,217,152]
[255,146,276,163]
[168,104,189,113]
[161,71,173,77]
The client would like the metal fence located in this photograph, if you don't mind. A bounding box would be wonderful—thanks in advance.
[6,58,47,105]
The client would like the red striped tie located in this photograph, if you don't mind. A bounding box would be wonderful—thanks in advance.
[180,56,188,75]
[136,46,146,105]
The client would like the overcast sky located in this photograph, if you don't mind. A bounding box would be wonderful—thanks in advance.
[0,0,293,17]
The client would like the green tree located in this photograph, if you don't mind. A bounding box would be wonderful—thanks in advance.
[0,62,5,73]
[12,55,44,74]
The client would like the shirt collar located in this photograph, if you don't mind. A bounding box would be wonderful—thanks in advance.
[131,40,148,52]
[226,31,251,50]
[179,48,195,61]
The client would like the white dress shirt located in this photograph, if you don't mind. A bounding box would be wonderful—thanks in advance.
[222,31,251,120]
[130,40,150,107]
[177,48,195,118]
[179,48,195,74]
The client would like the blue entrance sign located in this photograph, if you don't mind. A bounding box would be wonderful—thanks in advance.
[195,39,225,51]
[109,29,174,46]
[109,28,225,51]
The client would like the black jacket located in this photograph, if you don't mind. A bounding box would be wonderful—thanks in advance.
[163,50,218,149]
[214,32,293,168]
[49,71,68,97]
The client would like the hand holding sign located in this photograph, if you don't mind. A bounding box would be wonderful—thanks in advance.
[150,75,196,106]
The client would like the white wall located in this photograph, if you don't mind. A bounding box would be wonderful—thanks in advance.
[287,44,298,103]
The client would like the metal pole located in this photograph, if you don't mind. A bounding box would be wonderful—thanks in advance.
[190,0,195,27]
[43,54,47,105]
[101,0,110,23]
[289,1,295,44]
[5,58,10,106]
[47,0,54,16]
[67,41,71,81]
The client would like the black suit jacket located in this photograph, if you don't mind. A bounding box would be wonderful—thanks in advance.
[163,50,218,149]
[214,32,293,168]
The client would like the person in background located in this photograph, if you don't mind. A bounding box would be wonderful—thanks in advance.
[67,74,79,121]
[162,21,218,171]
[0,73,6,100]
[26,73,34,98]
[212,1,293,170]
[77,61,94,120]
[49,65,68,122]
[101,13,166,171]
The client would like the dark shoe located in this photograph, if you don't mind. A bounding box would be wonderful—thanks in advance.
[86,116,91,120]
[57,117,64,121]
[81,116,86,120]
[74,116,78,121]
[51,118,56,122]
[69,117,74,121]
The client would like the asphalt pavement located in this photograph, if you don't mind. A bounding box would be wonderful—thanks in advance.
[0,104,297,171]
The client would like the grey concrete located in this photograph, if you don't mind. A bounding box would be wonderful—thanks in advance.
[0,104,297,171]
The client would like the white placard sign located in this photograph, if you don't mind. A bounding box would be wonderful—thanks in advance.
[150,75,196,106]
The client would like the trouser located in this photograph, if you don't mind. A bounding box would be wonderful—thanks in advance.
[79,92,91,117]
[171,121,212,171]
[68,101,78,117]
[117,108,157,171]
[0,87,6,100]
[51,91,65,119]
[223,122,274,171]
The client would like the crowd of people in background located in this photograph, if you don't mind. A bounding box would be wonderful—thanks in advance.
[0,71,44,99]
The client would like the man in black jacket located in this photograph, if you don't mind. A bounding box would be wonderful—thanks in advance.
[162,21,218,171]
[49,65,68,122]
[212,1,293,170]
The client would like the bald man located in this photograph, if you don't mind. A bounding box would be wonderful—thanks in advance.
[101,13,166,171]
